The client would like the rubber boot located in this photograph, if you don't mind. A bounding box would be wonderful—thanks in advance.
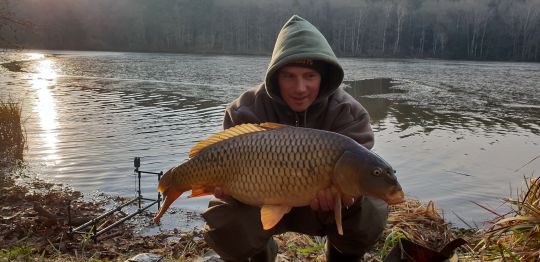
[326,242,364,262]
[250,238,278,262]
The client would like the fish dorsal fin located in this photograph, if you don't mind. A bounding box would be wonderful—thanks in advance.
[258,122,288,129]
[189,122,288,158]
[260,205,292,230]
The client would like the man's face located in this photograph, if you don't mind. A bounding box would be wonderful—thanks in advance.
[278,66,321,112]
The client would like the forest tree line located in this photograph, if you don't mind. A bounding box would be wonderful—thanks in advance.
[1,0,540,61]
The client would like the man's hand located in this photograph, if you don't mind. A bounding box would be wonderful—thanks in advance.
[310,188,355,211]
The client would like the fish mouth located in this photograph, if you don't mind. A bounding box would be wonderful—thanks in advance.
[385,190,405,205]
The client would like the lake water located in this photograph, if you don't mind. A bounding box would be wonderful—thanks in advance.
[1,50,539,231]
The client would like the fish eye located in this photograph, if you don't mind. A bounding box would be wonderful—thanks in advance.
[373,168,383,176]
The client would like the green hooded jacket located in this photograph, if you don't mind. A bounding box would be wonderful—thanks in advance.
[224,15,374,149]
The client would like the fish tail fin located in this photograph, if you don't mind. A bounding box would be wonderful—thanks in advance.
[153,166,189,224]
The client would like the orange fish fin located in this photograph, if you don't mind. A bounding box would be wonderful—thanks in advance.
[153,188,183,224]
[188,185,214,198]
[334,196,343,235]
[259,122,288,129]
[260,205,291,230]
[189,123,288,158]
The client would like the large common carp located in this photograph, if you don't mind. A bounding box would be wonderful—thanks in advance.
[153,122,404,235]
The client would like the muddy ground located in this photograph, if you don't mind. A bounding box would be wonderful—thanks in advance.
[0,163,211,261]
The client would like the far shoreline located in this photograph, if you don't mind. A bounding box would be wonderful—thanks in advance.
[2,48,539,64]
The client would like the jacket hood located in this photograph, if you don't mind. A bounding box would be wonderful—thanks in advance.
[264,15,344,107]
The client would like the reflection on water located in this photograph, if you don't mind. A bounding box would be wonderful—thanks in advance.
[30,54,59,162]
[343,78,401,123]
[344,78,540,135]
[28,53,46,60]
[344,78,403,96]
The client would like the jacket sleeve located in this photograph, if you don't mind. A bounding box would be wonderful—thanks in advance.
[328,91,375,149]
[223,108,236,130]
[223,88,261,130]
[334,112,374,149]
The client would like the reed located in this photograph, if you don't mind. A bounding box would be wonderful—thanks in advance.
[0,98,26,163]
[478,176,540,261]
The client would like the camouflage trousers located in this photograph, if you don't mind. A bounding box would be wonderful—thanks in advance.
[202,196,388,261]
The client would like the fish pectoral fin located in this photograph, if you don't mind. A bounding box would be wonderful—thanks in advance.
[334,196,343,235]
[260,205,292,230]
[188,185,214,198]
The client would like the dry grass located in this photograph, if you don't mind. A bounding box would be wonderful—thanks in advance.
[373,199,481,261]
[386,200,454,248]
[275,232,326,261]
[0,98,26,163]
[477,176,540,261]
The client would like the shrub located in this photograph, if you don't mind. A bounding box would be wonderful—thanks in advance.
[0,98,25,164]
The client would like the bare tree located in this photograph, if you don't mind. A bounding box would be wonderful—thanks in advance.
[519,1,540,60]
[0,0,33,48]
[461,0,491,58]
[1,0,538,61]
[381,2,393,54]
[393,1,407,55]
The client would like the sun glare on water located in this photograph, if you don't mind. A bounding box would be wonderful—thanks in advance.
[29,53,60,161]
[28,53,45,60]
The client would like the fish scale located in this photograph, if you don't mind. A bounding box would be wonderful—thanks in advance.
[153,122,404,235]
[174,127,341,204]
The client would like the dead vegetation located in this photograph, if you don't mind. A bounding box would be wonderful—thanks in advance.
[476,177,540,261]
[0,166,212,261]
[0,98,26,163]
